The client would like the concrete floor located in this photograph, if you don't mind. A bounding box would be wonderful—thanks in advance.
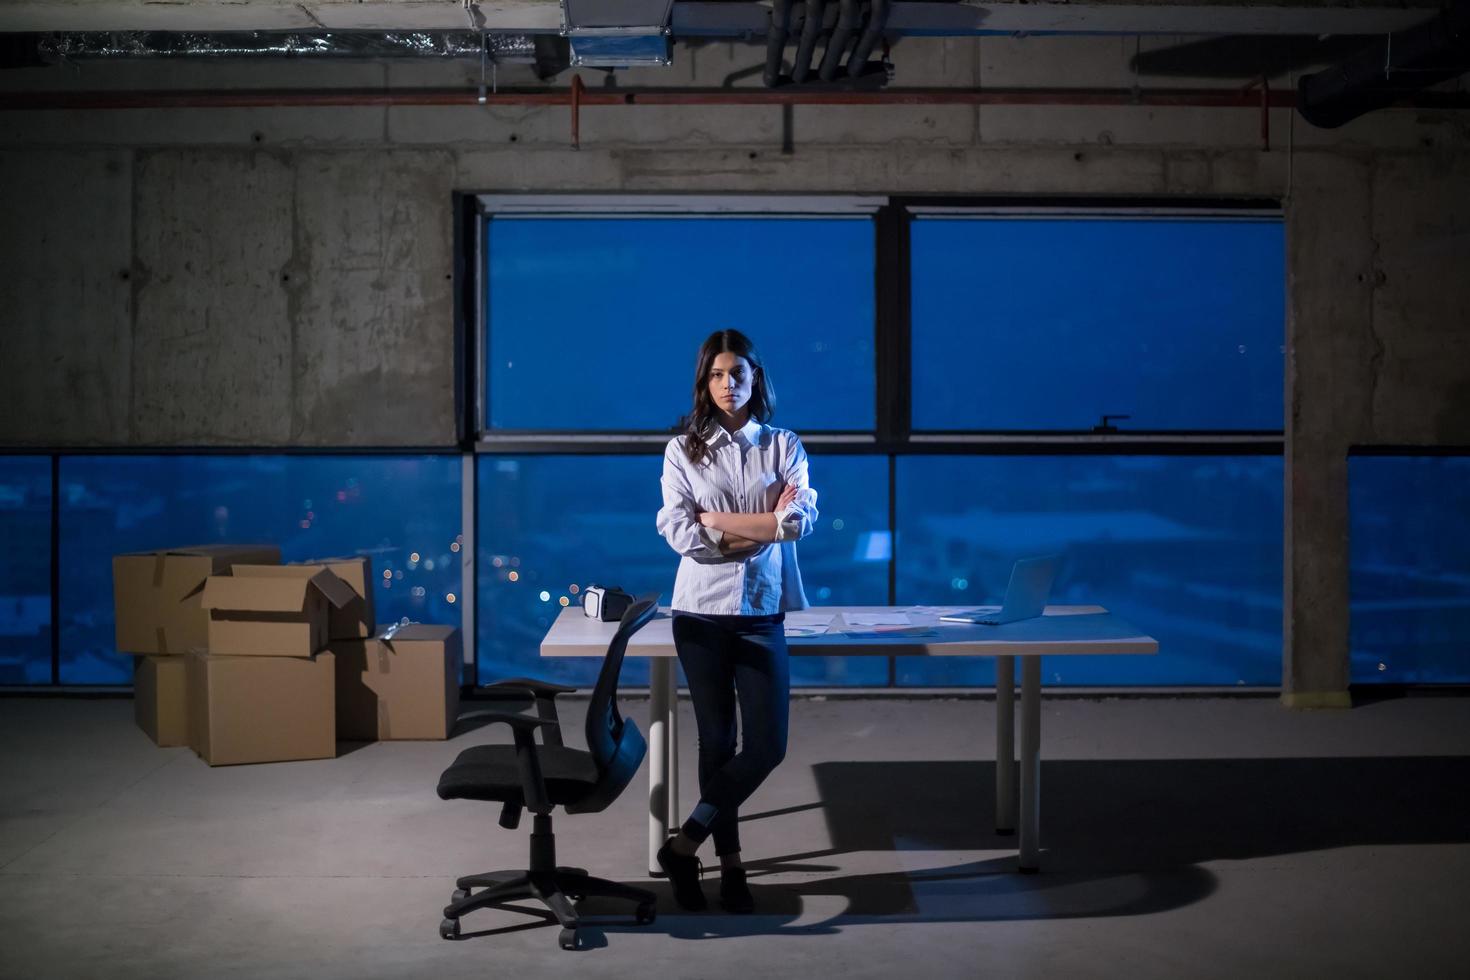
[1,693,1468,979]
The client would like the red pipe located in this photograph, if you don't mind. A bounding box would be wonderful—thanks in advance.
[1240,75,1273,151]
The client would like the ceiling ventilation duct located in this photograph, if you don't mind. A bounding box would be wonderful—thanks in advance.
[1297,3,1470,128]
[33,31,539,62]
[561,0,674,69]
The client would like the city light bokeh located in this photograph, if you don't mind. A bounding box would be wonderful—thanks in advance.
[51,455,460,684]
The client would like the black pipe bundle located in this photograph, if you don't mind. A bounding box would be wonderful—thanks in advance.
[763,0,892,86]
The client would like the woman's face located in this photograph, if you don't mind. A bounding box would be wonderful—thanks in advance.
[707,351,755,418]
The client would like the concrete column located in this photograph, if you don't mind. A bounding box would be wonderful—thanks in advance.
[1282,153,1376,709]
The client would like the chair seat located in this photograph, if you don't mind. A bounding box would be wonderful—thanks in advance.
[437,744,600,806]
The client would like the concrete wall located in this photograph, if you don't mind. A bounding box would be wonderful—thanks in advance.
[2,36,1467,698]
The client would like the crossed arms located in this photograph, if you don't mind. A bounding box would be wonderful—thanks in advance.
[698,484,799,557]
[655,437,819,563]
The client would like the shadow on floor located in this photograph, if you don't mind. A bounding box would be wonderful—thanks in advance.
[446,755,1470,944]
[804,756,1470,873]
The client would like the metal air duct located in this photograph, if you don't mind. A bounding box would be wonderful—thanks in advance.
[1297,3,1470,128]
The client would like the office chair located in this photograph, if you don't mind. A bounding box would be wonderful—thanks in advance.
[436,596,659,951]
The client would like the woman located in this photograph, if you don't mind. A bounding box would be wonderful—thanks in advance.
[654,328,819,914]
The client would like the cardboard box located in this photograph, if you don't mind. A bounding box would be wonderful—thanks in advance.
[240,557,375,640]
[134,655,189,747]
[332,624,462,741]
[112,545,281,655]
[186,651,336,766]
[199,565,356,657]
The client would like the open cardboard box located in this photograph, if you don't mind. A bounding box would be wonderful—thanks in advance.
[200,565,357,657]
[273,556,376,640]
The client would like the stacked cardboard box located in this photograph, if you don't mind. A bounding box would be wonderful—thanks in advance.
[187,563,358,765]
[199,564,358,657]
[114,545,281,747]
[332,624,462,741]
[297,556,376,640]
[113,545,282,657]
[118,546,460,762]
[133,655,188,747]
[186,649,337,766]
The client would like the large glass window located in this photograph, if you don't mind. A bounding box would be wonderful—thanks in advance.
[0,457,52,685]
[895,455,1283,685]
[59,455,461,685]
[1350,455,1470,684]
[910,216,1285,431]
[476,453,889,688]
[486,216,875,431]
[472,202,1289,690]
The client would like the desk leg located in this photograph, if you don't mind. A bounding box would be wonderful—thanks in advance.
[647,658,671,876]
[1019,656,1041,873]
[666,663,680,830]
[995,655,1015,834]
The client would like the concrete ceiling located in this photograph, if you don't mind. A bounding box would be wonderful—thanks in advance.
[0,1,1441,36]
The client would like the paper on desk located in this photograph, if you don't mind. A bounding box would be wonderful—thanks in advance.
[784,612,835,637]
[843,612,911,626]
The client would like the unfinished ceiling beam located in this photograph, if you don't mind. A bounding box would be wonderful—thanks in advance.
[0,2,1439,37]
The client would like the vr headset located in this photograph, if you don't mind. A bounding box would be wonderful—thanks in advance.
[581,584,635,622]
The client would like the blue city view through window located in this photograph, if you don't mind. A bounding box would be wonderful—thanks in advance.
[59,456,462,684]
[0,457,52,685]
[1350,455,1470,683]
[476,453,889,688]
[895,455,1283,685]
[486,216,876,431]
[911,216,1285,431]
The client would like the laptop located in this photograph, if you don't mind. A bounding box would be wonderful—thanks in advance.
[939,556,1059,625]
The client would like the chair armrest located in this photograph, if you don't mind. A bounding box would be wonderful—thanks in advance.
[456,710,557,814]
[487,677,579,697]
[482,678,577,747]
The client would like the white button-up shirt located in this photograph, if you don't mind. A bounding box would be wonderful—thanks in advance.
[656,419,819,615]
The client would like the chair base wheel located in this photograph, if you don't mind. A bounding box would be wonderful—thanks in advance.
[559,926,578,950]
[439,917,461,940]
[635,901,657,925]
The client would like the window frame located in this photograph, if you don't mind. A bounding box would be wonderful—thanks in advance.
[471,193,1285,453]
[473,193,886,443]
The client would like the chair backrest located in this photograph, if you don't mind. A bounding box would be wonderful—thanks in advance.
[567,594,658,814]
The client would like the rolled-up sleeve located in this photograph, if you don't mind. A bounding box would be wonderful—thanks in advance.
[657,440,725,560]
[774,435,819,542]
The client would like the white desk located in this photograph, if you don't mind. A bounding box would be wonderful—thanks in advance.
[540,604,1157,874]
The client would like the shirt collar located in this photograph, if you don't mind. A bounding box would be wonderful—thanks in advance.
[703,418,763,448]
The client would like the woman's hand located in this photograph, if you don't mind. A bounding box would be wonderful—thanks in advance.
[776,483,798,513]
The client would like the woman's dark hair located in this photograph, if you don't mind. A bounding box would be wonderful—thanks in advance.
[679,329,776,465]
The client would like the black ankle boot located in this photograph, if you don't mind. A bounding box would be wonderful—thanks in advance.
[719,866,754,914]
[657,840,707,911]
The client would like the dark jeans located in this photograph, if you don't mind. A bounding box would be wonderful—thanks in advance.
[672,611,791,857]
